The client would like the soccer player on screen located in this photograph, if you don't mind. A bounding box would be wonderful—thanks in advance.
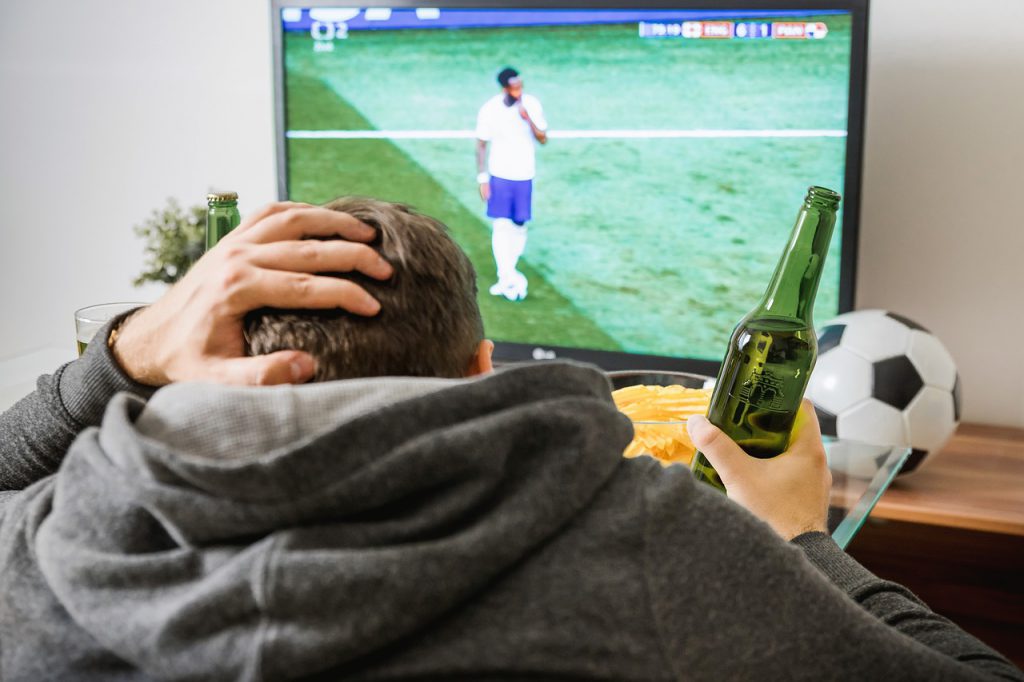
[475,66,548,302]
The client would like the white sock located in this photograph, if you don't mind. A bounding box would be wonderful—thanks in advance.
[508,223,528,273]
[492,218,517,281]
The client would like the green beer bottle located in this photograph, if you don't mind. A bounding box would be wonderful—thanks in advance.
[206,191,241,251]
[691,186,841,492]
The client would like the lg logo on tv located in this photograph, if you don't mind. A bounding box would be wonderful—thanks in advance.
[532,348,557,360]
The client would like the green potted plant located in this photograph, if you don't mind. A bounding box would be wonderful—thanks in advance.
[133,198,206,286]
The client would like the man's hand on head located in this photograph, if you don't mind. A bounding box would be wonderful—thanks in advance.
[112,202,394,387]
[686,400,832,541]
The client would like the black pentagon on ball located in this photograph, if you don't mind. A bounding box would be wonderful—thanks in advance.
[899,448,930,475]
[885,311,930,332]
[817,324,846,354]
[813,405,838,437]
[872,355,924,410]
[953,374,962,422]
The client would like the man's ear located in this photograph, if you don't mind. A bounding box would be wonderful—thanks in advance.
[465,339,495,376]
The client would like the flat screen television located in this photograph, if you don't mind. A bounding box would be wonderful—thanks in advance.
[271,1,868,376]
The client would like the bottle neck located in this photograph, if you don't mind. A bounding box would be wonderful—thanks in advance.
[755,193,838,325]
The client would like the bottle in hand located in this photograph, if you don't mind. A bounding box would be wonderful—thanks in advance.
[691,186,841,492]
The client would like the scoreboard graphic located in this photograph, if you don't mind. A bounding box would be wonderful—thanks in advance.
[639,20,830,40]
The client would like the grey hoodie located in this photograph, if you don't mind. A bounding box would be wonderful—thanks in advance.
[0,334,1020,681]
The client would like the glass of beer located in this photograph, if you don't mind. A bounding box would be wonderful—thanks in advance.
[74,303,145,355]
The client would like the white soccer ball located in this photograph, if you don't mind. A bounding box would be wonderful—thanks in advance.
[806,309,961,475]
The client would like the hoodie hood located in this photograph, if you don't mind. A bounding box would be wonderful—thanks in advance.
[34,362,633,680]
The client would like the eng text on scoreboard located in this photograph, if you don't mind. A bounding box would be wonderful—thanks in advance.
[638,20,829,40]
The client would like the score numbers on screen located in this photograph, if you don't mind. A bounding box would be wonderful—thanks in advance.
[638,20,829,40]
[734,22,772,39]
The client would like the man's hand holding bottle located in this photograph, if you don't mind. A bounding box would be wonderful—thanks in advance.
[687,400,833,541]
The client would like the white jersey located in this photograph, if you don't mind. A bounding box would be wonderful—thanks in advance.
[475,93,547,181]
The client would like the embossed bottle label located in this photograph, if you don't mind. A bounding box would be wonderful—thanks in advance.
[737,366,789,412]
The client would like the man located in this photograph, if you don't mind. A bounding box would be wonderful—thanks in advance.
[0,198,1020,680]
[476,66,547,302]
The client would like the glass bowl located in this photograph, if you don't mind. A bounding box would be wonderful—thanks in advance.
[607,371,716,466]
[607,370,716,392]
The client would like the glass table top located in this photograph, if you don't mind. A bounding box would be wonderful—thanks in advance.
[824,438,911,548]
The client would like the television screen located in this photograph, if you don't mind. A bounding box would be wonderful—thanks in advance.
[273,3,866,374]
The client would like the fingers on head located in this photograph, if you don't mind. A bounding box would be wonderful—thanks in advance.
[245,206,376,244]
[232,202,311,234]
[215,261,255,313]
[251,240,392,280]
[211,253,382,317]
[336,241,392,279]
[254,270,381,316]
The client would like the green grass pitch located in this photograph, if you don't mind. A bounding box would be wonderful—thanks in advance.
[284,16,852,361]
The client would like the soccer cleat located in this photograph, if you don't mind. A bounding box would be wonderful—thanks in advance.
[503,271,528,301]
[514,271,528,299]
[490,281,518,299]
[490,273,528,301]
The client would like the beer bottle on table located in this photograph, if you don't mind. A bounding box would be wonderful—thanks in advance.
[691,186,841,493]
[206,191,241,251]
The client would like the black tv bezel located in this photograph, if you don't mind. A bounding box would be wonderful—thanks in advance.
[270,0,869,376]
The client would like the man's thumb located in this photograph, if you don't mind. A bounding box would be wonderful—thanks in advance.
[214,351,316,386]
[687,415,749,481]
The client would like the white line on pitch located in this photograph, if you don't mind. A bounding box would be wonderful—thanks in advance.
[285,129,848,140]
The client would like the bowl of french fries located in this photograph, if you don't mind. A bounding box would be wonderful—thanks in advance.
[608,371,715,467]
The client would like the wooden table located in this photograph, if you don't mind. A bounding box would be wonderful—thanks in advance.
[847,423,1024,666]
[871,423,1024,535]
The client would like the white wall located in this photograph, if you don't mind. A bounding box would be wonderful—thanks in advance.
[1,1,1022,426]
[0,0,277,354]
[856,1,1024,427]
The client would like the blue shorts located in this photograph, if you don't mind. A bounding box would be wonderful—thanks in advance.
[487,177,532,224]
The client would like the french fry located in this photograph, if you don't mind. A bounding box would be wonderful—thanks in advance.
[612,384,712,465]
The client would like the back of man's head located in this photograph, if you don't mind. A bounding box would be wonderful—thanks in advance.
[245,197,483,380]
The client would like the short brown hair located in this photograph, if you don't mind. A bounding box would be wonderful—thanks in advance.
[245,197,483,380]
